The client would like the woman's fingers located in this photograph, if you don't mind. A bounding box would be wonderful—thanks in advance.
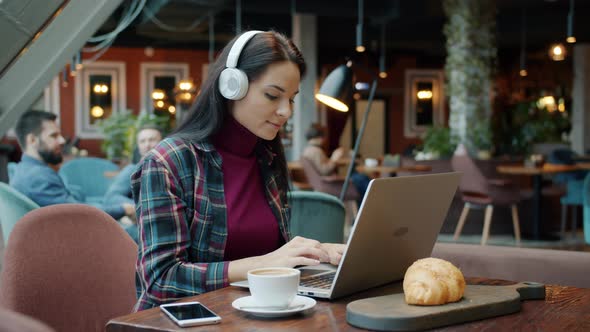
[290,256,322,267]
[321,243,346,265]
[290,236,322,249]
[330,253,343,265]
[264,237,338,268]
[290,246,329,262]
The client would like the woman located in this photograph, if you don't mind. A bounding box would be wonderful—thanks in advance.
[303,124,370,203]
[131,30,345,310]
[302,124,345,175]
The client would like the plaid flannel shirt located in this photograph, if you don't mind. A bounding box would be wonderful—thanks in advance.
[131,137,291,311]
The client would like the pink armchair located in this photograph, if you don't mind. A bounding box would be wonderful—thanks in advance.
[300,157,360,222]
[451,153,522,245]
[300,157,359,202]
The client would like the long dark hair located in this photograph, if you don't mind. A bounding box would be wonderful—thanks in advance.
[172,30,306,198]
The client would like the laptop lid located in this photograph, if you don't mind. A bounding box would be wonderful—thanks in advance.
[300,172,461,299]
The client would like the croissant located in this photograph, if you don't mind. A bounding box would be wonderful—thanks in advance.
[403,257,465,305]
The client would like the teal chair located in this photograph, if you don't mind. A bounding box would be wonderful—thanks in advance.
[58,157,119,202]
[583,173,590,244]
[0,182,40,243]
[548,148,588,240]
[288,191,346,243]
[560,179,584,240]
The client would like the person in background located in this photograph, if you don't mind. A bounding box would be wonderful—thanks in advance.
[103,125,163,243]
[104,125,163,206]
[10,110,135,221]
[302,124,345,175]
[302,124,370,201]
[131,30,345,310]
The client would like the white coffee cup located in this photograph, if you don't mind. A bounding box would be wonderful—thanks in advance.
[247,267,300,308]
[365,158,378,167]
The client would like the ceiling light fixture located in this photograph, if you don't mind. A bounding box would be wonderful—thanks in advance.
[356,0,365,53]
[417,90,433,100]
[75,51,83,70]
[379,23,387,78]
[93,84,109,94]
[566,0,576,43]
[235,0,242,35]
[519,8,528,77]
[549,43,566,61]
[178,80,193,91]
[61,68,68,88]
[69,55,77,77]
[174,79,198,106]
[209,11,215,63]
[151,89,166,101]
[90,106,105,118]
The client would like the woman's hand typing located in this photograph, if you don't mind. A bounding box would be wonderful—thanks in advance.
[228,236,346,282]
[262,236,329,266]
[320,242,346,265]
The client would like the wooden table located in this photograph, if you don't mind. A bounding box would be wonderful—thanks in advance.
[356,165,431,178]
[288,160,431,178]
[106,278,590,331]
[497,163,590,240]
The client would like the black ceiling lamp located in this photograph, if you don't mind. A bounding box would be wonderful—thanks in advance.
[315,60,378,201]
[315,62,353,113]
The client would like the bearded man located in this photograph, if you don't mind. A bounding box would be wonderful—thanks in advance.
[10,110,134,220]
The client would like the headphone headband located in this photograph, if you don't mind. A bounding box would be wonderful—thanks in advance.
[225,30,263,69]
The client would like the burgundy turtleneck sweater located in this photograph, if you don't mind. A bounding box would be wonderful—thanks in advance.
[213,116,280,261]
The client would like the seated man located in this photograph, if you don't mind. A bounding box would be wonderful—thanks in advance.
[302,124,370,202]
[103,125,163,242]
[10,110,135,222]
[104,125,163,206]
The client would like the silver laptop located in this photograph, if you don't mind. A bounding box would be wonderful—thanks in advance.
[233,172,461,299]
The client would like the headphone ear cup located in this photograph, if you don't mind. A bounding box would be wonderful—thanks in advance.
[219,68,249,100]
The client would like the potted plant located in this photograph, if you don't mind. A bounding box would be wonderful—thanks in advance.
[494,101,571,157]
[469,119,493,159]
[97,111,169,163]
[415,126,457,160]
[96,110,136,163]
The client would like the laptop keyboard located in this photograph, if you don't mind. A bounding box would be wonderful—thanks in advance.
[300,271,336,289]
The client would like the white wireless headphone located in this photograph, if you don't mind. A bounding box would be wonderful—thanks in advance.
[218,30,263,100]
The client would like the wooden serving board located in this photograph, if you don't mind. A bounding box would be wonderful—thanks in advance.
[346,282,545,331]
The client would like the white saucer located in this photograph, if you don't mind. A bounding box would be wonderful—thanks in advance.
[232,295,316,318]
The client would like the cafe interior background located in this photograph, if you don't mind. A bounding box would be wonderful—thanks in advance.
[1,0,590,249]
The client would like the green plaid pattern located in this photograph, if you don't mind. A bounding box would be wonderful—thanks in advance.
[131,137,291,310]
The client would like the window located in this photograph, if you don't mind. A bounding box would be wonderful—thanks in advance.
[75,61,126,138]
[140,62,189,129]
[404,69,445,138]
